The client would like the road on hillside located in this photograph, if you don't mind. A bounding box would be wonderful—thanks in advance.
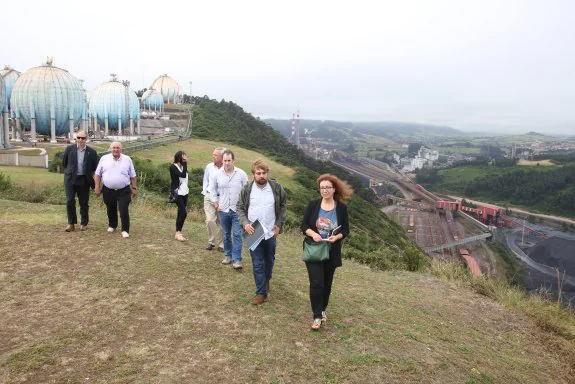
[505,228,575,287]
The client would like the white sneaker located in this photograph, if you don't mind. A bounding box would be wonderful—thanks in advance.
[107,227,115,233]
[121,231,130,238]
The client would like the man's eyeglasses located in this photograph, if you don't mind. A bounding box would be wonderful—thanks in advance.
[319,186,333,190]
[77,137,87,140]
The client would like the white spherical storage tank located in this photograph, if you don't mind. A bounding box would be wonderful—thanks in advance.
[150,74,181,104]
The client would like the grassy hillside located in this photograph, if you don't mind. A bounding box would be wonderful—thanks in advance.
[1,199,574,383]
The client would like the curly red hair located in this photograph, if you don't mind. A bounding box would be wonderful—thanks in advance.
[316,174,353,203]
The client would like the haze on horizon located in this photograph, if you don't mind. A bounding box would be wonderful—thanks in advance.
[3,0,574,135]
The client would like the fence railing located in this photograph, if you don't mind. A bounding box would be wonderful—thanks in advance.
[0,153,49,168]
[97,134,189,156]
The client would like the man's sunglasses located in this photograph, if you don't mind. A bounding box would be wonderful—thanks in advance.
[77,137,87,140]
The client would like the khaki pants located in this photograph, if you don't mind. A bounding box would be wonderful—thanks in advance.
[204,194,223,247]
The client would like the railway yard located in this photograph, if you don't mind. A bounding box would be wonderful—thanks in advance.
[333,159,494,276]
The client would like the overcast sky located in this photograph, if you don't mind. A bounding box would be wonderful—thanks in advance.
[3,0,574,134]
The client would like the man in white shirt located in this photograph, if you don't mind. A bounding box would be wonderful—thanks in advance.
[237,159,287,305]
[202,147,225,251]
[210,150,248,269]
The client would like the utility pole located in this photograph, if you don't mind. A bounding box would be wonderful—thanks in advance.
[295,110,300,149]
[122,80,130,136]
[521,218,526,245]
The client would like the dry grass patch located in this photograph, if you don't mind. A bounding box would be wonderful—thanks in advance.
[517,159,555,166]
[1,200,573,383]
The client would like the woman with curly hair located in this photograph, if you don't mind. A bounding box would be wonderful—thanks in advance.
[300,174,352,330]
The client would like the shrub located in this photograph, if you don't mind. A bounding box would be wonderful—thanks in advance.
[0,172,13,191]
[49,151,64,173]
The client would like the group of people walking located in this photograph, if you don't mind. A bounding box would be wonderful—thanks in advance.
[63,136,352,330]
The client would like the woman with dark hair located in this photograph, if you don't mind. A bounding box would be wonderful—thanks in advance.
[300,174,352,330]
[170,150,189,241]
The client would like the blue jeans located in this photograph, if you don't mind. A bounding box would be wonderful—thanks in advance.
[219,210,243,262]
[250,237,276,297]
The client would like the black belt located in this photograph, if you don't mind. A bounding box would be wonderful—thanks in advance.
[103,185,130,191]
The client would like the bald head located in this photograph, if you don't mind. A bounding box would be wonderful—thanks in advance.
[110,142,123,159]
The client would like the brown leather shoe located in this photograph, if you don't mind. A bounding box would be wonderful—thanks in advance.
[80,225,87,231]
[65,224,75,232]
[251,294,267,305]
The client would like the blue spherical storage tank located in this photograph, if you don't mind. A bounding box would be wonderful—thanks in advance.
[141,89,164,110]
[0,65,21,111]
[89,76,140,130]
[0,76,5,114]
[11,60,85,135]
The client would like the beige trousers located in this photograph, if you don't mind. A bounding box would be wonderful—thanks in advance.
[204,194,223,247]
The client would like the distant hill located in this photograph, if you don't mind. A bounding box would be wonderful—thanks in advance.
[264,119,463,142]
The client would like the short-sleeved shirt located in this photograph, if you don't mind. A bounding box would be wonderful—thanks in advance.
[95,153,136,189]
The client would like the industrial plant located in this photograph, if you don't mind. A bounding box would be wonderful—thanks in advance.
[0,58,189,149]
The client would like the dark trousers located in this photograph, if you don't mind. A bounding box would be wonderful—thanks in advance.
[306,261,337,319]
[102,186,132,233]
[175,194,188,231]
[65,175,90,225]
[250,237,276,297]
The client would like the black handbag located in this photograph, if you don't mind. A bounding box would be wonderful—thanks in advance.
[168,188,178,203]
[168,181,182,204]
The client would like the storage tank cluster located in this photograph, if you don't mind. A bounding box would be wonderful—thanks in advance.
[0,58,184,148]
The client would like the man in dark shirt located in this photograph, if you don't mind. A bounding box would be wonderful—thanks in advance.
[62,130,99,232]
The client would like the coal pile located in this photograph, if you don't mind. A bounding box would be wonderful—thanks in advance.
[528,237,575,275]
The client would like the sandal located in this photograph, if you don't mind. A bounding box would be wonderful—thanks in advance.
[175,232,186,241]
[321,311,327,323]
[311,318,322,330]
